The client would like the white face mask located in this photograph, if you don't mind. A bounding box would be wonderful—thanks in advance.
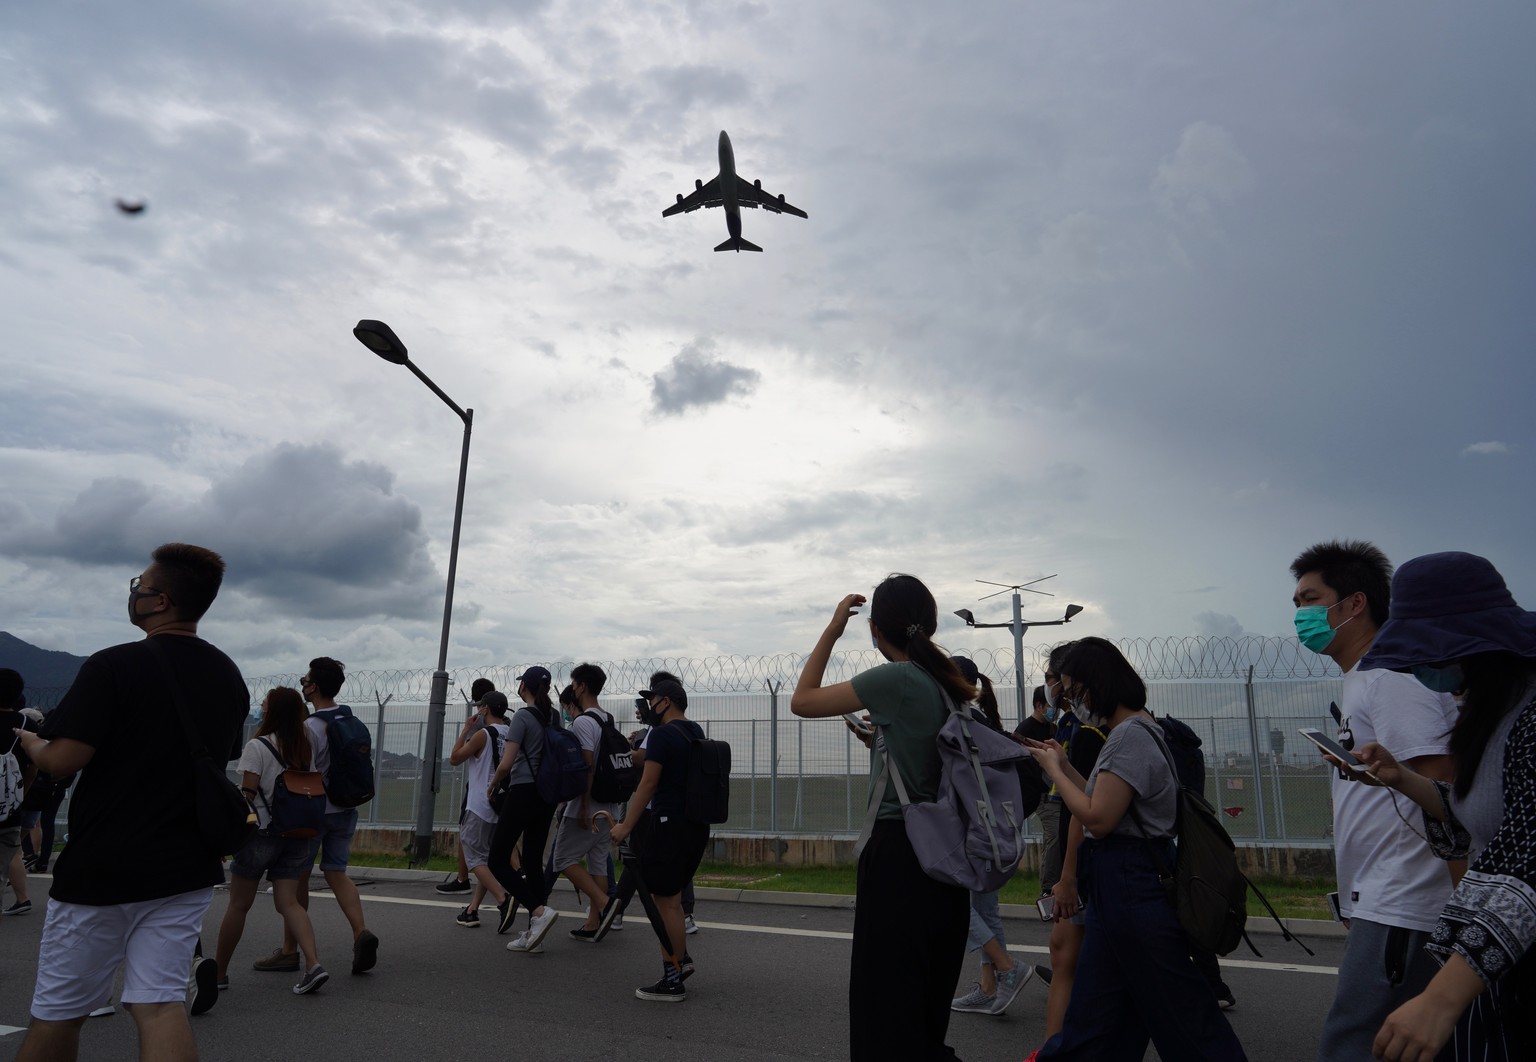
[1042,680,1060,711]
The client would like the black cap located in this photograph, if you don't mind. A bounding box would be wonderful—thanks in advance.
[638,679,688,710]
[480,691,510,715]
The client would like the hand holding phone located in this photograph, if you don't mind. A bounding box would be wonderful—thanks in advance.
[1298,728,1370,773]
[1036,896,1055,921]
[844,713,874,735]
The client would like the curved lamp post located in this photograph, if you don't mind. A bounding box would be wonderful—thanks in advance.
[354,319,473,867]
[955,600,1083,726]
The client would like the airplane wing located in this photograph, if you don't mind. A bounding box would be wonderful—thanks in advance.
[662,176,723,217]
[735,175,808,218]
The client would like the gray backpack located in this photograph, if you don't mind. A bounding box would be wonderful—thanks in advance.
[856,679,1032,892]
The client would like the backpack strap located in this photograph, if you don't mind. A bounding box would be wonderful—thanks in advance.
[256,736,289,769]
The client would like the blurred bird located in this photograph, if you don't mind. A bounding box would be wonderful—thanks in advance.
[114,199,147,215]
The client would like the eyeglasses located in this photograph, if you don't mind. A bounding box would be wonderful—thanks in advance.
[129,575,173,603]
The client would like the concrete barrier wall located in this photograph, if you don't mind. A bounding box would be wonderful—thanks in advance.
[349,826,1336,877]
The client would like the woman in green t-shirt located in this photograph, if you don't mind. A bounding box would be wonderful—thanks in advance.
[791,573,976,1062]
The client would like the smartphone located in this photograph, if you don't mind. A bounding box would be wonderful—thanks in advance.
[1326,891,1343,922]
[1298,728,1370,773]
[844,713,874,734]
[1036,896,1055,921]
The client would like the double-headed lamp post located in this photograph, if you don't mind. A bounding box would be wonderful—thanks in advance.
[353,319,473,867]
[955,600,1083,726]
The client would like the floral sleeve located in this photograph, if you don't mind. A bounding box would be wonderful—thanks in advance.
[1423,779,1472,860]
[1426,703,1536,985]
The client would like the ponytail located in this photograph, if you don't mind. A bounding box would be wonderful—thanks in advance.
[975,674,1001,731]
[871,573,977,706]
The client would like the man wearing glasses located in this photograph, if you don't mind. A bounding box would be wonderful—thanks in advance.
[13,543,248,1062]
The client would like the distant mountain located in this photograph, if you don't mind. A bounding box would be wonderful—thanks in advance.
[0,632,91,700]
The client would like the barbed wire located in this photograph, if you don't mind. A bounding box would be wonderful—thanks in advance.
[18,636,1338,709]
[233,635,1337,703]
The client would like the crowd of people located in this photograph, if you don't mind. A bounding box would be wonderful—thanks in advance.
[5,539,1536,1061]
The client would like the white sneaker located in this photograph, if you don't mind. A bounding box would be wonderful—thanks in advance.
[505,929,545,954]
[684,915,699,935]
[524,906,559,950]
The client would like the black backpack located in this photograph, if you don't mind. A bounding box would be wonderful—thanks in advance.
[533,709,589,805]
[1127,720,1311,958]
[255,738,327,838]
[677,722,731,825]
[320,705,375,809]
[1156,714,1207,796]
[585,709,640,803]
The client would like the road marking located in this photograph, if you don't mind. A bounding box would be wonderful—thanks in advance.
[350,893,1339,974]
[0,1025,27,1038]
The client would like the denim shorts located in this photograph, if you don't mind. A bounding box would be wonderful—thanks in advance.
[229,831,316,882]
[310,809,359,872]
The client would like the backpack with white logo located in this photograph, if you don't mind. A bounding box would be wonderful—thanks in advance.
[856,672,1031,892]
[0,735,25,819]
[586,709,641,803]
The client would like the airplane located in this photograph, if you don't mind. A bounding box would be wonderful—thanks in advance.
[662,130,807,252]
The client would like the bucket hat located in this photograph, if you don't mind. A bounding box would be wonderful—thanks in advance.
[1360,551,1536,670]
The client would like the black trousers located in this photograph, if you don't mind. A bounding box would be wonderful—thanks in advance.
[850,820,968,1062]
[488,783,556,912]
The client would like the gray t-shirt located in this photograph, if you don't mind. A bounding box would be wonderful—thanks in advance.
[1085,717,1178,840]
[503,705,549,786]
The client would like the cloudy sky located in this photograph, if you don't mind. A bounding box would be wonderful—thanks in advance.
[2,0,1533,682]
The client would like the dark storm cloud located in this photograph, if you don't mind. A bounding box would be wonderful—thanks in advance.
[650,338,761,416]
[0,443,442,621]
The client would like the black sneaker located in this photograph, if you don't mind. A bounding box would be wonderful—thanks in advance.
[496,898,518,935]
[293,964,329,995]
[1034,964,1053,986]
[1217,991,1236,1010]
[189,956,218,1016]
[1,900,32,916]
[351,930,379,974]
[435,877,473,895]
[594,896,624,942]
[569,927,599,942]
[635,975,686,1002]
[680,953,695,980]
[455,907,480,928]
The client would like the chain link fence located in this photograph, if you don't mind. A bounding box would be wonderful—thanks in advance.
[214,637,1342,844]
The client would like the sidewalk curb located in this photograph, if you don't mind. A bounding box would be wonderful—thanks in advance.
[343,865,1342,938]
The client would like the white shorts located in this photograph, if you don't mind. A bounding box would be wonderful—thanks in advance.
[31,887,214,1020]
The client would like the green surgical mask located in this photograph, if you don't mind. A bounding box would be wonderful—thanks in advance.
[1294,601,1352,654]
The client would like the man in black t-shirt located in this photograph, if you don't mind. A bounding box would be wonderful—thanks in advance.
[610,678,708,1003]
[13,543,248,1062]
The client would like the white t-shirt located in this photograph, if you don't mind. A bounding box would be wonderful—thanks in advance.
[571,708,621,822]
[237,737,286,830]
[304,705,350,815]
[465,722,510,824]
[1332,665,1459,929]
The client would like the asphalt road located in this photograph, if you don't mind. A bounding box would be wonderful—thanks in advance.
[1,875,1339,1061]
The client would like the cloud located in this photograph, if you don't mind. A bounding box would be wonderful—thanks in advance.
[0,443,443,621]
[1461,441,1510,457]
[650,338,761,416]
[1153,121,1254,227]
[1193,612,1247,639]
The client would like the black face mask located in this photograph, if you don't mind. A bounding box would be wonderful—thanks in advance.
[128,589,162,626]
[635,697,659,727]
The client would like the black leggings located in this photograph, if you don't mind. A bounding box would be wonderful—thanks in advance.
[488,784,556,912]
[850,820,968,1062]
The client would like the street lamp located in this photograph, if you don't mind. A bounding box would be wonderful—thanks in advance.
[955,576,1082,726]
[354,319,474,867]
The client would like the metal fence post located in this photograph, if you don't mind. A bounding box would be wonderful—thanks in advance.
[372,692,392,826]
[795,717,804,829]
[846,725,853,830]
[766,679,781,833]
[1244,665,1269,840]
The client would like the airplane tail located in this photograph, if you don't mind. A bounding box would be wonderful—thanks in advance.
[714,236,763,253]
